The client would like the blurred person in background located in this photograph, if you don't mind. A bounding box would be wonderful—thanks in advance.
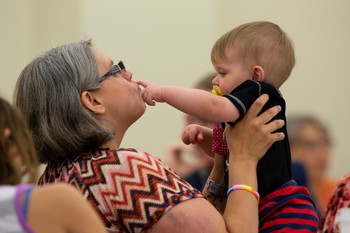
[0,95,107,233]
[287,114,338,219]
[165,72,216,190]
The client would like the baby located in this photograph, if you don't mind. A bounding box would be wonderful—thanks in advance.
[138,21,295,198]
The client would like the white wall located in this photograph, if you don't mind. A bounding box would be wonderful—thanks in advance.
[0,1,34,100]
[1,0,349,179]
[0,0,82,100]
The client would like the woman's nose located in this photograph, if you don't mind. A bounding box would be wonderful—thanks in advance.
[123,71,133,81]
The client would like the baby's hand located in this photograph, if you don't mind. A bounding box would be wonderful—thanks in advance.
[137,80,164,106]
[182,124,206,145]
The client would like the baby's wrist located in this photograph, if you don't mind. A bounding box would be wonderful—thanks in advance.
[158,86,165,102]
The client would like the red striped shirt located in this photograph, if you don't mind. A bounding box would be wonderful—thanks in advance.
[259,180,319,232]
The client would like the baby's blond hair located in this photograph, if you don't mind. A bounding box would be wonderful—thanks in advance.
[211,21,295,88]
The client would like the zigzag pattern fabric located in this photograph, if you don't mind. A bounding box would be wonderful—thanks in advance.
[38,148,203,233]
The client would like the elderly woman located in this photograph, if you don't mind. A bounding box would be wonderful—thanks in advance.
[14,40,317,232]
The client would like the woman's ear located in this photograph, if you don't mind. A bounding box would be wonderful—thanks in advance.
[3,128,11,138]
[81,91,105,115]
[252,65,265,82]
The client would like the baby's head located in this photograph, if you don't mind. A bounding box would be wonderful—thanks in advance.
[0,96,38,184]
[211,21,295,89]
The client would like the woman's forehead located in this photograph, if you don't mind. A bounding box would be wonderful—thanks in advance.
[93,48,111,64]
[92,48,113,74]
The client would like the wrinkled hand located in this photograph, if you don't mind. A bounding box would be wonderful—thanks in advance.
[225,94,285,163]
[137,80,164,106]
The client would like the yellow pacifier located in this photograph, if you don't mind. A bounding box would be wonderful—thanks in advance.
[212,85,223,96]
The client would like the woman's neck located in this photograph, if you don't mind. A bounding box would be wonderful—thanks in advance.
[102,131,124,149]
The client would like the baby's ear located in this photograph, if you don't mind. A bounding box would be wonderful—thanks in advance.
[252,65,265,81]
[80,91,105,115]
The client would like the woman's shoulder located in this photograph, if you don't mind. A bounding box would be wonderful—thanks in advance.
[34,182,78,194]
[91,147,159,158]
[31,183,83,207]
[118,147,161,157]
[106,147,164,164]
[30,183,94,219]
[28,183,108,233]
[0,184,73,233]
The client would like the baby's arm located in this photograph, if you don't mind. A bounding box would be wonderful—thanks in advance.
[182,124,214,157]
[138,81,240,123]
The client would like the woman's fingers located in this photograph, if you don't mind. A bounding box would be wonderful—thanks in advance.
[257,104,282,125]
[245,94,269,118]
[265,119,285,134]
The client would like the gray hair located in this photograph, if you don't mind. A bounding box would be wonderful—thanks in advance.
[14,40,113,163]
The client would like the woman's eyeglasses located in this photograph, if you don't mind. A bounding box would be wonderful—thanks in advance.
[97,61,125,83]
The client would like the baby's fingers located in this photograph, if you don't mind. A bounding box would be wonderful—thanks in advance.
[182,127,198,144]
[141,90,156,106]
[182,129,191,145]
[136,80,149,88]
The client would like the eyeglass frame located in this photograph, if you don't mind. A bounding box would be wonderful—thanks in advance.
[97,61,125,83]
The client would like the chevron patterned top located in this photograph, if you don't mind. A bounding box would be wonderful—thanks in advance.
[38,148,204,232]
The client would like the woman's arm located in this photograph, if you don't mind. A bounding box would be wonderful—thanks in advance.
[203,94,285,232]
[223,94,285,233]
